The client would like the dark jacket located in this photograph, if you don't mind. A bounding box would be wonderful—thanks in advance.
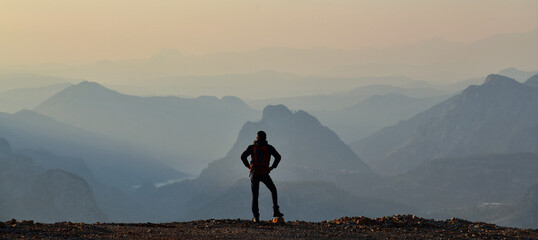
[241,140,281,171]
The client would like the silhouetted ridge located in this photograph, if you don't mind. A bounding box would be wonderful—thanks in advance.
[71,81,115,93]
[221,96,247,105]
[525,74,538,87]
[262,104,293,119]
[39,81,122,106]
[194,104,377,193]
[261,104,322,127]
[483,74,518,85]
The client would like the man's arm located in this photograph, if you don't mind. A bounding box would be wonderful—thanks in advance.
[269,145,281,169]
[240,145,252,169]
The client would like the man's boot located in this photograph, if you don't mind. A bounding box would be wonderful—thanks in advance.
[273,207,284,218]
[253,215,260,223]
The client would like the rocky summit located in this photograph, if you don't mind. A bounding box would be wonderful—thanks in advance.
[1,215,536,240]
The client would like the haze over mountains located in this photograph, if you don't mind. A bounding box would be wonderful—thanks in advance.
[388,153,538,224]
[3,29,537,99]
[0,138,106,223]
[1,71,537,228]
[34,81,259,173]
[137,105,403,222]
[0,83,71,113]
[353,74,538,176]
[2,0,538,231]
[0,109,186,190]
[313,93,449,143]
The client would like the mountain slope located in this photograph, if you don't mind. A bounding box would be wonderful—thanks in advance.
[0,109,186,190]
[0,138,106,223]
[34,81,259,173]
[525,74,538,87]
[495,185,538,229]
[389,153,538,211]
[498,67,538,82]
[0,83,71,113]
[352,74,538,175]
[143,105,384,221]
[196,105,378,190]
[249,83,450,112]
[314,94,449,143]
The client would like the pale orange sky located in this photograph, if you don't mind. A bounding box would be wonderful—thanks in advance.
[1,0,537,66]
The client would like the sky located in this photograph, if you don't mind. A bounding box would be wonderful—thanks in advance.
[1,0,537,66]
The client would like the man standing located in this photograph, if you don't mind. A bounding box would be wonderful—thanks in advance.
[241,130,283,223]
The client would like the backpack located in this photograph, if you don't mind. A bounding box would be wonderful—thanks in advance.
[250,145,270,174]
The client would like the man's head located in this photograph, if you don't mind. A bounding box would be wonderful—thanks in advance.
[257,131,267,141]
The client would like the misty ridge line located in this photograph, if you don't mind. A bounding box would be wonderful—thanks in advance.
[1,28,537,100]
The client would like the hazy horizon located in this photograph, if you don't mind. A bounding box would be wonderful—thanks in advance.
[2,0,538,66]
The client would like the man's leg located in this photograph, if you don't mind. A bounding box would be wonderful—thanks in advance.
[250,174,261,220]
[260,174,283,217]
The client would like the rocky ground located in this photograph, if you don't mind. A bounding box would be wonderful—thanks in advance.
[1,215,536,239]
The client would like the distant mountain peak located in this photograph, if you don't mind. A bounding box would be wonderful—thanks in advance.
[221,96,246,105]
[52,81,120,99]
[483,74,518,85]
[76,81,110,90]
[262,104,293,119]
[261,105,322,127]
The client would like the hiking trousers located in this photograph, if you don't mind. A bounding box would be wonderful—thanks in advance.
[250,173,279,218]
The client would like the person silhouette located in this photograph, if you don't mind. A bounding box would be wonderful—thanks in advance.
[241,130,283,223]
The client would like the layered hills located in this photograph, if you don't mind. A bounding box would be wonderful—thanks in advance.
[0,109,186,190]
[142,105,397,222]
[353,74,538,176]
[195,105,378,192]
[34,81,259,173]
[0,138,106,223]
[314,93,448,142]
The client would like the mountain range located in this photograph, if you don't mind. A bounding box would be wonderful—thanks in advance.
[248,83,450,112]
[34,81,260,173]
[137,105,400,222]
[0,109,186,190]
[353,74,538,176]
[313,93,448,143]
